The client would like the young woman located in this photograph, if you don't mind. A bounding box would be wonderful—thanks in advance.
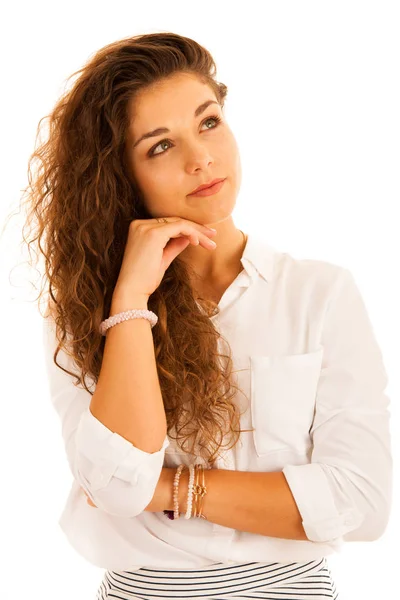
[25,32,392,599]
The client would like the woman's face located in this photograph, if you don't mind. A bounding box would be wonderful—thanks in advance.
[124,72,242,227]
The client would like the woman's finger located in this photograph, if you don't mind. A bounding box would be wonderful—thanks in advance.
[81,487,97,507]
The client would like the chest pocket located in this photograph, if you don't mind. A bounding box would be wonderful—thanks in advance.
[250,345,323,456]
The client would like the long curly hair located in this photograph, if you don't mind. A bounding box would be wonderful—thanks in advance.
[16,31,253,467]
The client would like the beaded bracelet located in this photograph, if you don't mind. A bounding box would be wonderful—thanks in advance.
[184,464,195,519]
[173,464,185,519]
[99,309,158,336]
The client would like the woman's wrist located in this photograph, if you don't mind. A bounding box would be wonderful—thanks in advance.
[110,292,149,314]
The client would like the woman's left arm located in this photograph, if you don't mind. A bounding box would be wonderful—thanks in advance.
[83,466,309,541]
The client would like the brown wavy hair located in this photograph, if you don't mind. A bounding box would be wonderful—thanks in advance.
[13,31,254,467]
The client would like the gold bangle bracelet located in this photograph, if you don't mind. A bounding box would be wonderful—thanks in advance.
[193,464,207,519]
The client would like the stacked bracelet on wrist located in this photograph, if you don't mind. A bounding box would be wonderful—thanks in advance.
[163,463,208,520]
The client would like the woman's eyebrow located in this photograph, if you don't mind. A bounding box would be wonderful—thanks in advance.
[132,99,219,150]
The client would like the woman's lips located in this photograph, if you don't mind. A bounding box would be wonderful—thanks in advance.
[188,178,226,197]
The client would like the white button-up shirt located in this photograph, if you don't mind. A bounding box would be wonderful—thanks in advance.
[42,231,392,571]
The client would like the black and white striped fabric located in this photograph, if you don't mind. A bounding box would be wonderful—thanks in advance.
[95,557,340,599]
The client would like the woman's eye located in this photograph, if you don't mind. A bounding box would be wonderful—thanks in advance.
[150,140,171,157]
[148,115,222,158]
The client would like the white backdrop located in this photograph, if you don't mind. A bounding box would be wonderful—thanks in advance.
[1,1,398,598]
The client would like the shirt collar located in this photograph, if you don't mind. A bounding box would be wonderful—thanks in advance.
[240,231,276,284]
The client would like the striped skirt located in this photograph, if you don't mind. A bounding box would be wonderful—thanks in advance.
[95,557,340,599]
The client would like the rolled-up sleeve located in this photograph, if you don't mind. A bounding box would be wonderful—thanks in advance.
[42,317,170,518]
[282,267,393,543]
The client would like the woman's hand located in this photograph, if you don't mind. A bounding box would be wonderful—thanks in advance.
[82,488,97,507]
[114,217,217,299]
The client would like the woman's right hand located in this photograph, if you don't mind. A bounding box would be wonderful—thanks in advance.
[113,217,218,300]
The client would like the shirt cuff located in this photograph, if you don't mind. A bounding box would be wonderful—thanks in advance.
[282,462,364,543]
[75,406,170,490]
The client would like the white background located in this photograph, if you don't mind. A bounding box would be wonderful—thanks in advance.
[1,1,398,598]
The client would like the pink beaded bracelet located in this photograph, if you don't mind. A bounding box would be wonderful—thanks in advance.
[99,309,158,335]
